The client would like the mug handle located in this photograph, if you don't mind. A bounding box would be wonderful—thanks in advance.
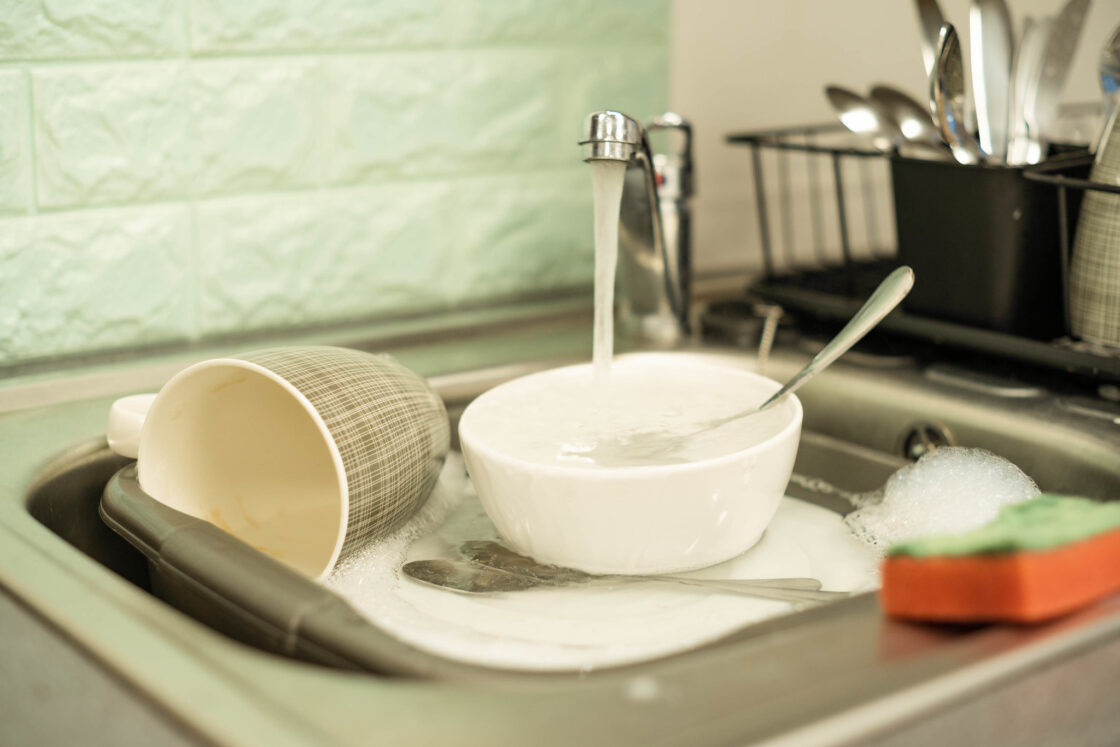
[107,393,158,459]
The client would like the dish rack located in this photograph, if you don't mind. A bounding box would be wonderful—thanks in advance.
[723,114,1120,384]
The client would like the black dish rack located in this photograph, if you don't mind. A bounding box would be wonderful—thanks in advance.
[723,122,1120,384]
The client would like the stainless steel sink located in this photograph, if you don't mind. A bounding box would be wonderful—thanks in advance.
[6,308,1120,745]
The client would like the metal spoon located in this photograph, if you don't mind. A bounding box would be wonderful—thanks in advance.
[826,85,904,153]
[914,0,949,78]
[564,267,914,466]
[460,540,822,590]
[401,558,850,604]
[932,23,986,165]
[868,84,949,154]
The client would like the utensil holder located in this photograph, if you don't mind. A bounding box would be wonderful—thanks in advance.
[891,157,1088,340]
[726,118,1120,384]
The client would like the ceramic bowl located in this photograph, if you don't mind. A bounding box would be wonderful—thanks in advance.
[458,356,803,575]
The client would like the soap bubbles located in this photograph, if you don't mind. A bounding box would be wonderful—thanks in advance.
[844,447,1040,554]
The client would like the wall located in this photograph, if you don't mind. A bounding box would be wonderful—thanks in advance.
[0,0,669,366]
[672,0,1120,275]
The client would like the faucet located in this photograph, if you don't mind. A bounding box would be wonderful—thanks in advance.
[580,110,693,341]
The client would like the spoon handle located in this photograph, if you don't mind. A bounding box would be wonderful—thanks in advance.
[658,575,821,591]
[758,266,914,412]
[655,576,851,603]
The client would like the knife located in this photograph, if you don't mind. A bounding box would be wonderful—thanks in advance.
[1023,0,1092,164]
[1007,16,1052,165]
[970,0,1015,162]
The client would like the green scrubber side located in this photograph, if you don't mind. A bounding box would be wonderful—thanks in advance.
[888,495,1120,558]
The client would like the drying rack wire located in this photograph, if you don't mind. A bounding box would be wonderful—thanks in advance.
[723,115,1120,383]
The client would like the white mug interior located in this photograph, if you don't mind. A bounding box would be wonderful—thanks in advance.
[138,359,347,579]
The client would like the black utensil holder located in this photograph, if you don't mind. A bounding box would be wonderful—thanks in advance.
[891,157,1088,340]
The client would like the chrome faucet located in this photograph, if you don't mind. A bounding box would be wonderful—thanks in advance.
[580,110,693,341]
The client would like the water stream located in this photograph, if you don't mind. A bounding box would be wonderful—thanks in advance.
[590,160,627,385]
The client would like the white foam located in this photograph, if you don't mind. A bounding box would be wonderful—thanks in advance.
[323,454,877,672]
[844,447,1040,554]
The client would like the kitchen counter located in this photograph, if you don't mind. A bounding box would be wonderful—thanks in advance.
[3,299,1120,746]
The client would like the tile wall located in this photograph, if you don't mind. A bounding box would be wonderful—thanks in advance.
[0,0,669,365]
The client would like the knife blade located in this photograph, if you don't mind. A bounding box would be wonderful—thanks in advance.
[970,0,1015,162]
[1024,0,1092,164]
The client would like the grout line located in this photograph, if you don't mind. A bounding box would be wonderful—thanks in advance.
[0,41,666,69]
[0,165,590,222]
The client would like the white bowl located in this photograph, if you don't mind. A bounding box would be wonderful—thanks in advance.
[458,356,803,575]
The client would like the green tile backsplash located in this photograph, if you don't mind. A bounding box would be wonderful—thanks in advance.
[0,0,669,366]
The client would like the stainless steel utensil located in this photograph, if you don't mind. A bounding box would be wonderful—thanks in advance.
[868,84,950,155]
[401,556,850,604]
[932,23,986,165]
[571,267,915,465]
[460,540,824,591]
[1008,16,1053,165]
[970,0,1015,161]
[915,0,949,77]
[825,85,904,153]
[1023,0,1091,164]
[1094,23,1120,156]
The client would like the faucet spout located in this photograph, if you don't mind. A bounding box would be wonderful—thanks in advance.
[580,110,691,341]
[580,110,642,162]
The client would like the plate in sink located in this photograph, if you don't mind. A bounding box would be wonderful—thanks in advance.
[324,454,879,672]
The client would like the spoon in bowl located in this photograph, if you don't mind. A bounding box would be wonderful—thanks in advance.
[566,266,915,465]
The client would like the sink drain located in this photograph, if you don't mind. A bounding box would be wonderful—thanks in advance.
[899,421,955,461]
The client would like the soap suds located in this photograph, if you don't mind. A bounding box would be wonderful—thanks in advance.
[844,447,1040,554]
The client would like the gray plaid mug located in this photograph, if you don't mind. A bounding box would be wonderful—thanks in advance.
[1070,108,1120,347]
[107,346,449,578]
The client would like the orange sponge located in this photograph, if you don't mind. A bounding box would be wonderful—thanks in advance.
[880,495,1120,624]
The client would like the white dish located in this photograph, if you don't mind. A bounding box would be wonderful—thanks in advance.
[326,456,878,673]
[458,355,803,575]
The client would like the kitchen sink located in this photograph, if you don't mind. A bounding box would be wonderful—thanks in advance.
[6,309,1120,745]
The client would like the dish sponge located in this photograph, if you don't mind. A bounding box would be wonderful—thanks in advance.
[880,495,1120,623]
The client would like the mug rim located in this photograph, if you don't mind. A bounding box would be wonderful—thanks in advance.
[139,356,350,579]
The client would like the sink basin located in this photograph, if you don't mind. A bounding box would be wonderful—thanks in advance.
[8,311,1120,745]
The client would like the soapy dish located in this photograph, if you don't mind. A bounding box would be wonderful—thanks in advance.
[457,355,803,575]
[327,455,878,672]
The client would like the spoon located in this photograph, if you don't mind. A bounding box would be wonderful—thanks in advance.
[567,266,914,466]
[914,0,949,78]
[868,84,950,155]
[401,557,850,604]
[460,540,822,590]
[826,85,904,153]
[931,23,986,165]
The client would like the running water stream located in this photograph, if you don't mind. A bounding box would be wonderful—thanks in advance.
[590,160,627,385]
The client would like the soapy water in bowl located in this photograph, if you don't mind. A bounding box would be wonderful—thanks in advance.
[466,362,795,468]
[843,446,1041,554]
